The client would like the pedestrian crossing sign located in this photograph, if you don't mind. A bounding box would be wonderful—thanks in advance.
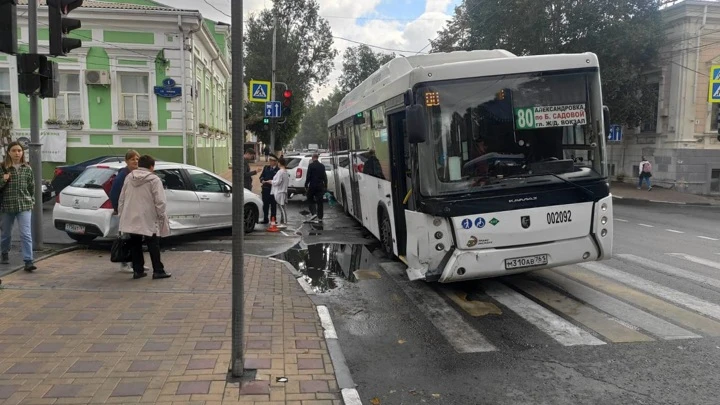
[249,80,271,103]
[709,66,720,103]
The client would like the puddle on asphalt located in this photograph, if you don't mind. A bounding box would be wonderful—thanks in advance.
[275,242,386,294]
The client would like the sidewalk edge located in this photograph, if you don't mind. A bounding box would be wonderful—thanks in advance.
[612,194,719,207]
[0,245,78,279]
[263,255,358,404]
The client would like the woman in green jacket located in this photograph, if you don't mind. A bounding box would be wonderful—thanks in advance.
[0,142,35,271]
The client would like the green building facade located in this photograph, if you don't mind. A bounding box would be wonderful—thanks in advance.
[1,0,231,179]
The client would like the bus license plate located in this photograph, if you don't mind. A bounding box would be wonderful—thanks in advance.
[505,254,548,270]
[65,224,85,234]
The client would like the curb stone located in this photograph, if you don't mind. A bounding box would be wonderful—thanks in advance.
[612,195,718,208]
[266,255,360,404]
[0,245,78,278]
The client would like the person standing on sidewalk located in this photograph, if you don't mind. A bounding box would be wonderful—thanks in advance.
[243,148,257,191]
[270,157,289,226]
[118,155,171,280]
[110,150,147,274]
[259,155,279,224]
[638,156,653,191]
[0,142,36,271]
[263,145,270,162]
[305,153,327,222]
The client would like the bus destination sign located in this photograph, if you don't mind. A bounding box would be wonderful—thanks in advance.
[514,104,587,130]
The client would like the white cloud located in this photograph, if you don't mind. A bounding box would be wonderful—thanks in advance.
[166,0,457,101]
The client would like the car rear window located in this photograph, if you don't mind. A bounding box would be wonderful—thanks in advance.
[71,167,117,188]
[286,158,302,169]
[320,159,332,171]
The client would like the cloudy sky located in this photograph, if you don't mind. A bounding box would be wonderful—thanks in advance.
[162,0,461,100]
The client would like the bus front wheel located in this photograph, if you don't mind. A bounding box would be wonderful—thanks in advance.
[379,211,393,256]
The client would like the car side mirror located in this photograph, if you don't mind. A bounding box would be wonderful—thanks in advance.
[222,184,231,194]
[406,104,427,144]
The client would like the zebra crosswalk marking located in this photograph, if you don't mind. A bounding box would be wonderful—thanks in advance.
[666,253,720,272]
[579,262,720,322]
[557,267,720,336]
[508,278,654,343]
[619,254,720,291]
[484,281,606,346]
[536,270,700,340]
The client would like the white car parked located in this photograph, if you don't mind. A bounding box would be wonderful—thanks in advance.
[53,161,263,243]
[286,154,335,198]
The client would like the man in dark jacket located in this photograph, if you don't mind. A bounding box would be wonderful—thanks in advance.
[259,155,279,224]
[305,154,328,221]
[244,148,257,191]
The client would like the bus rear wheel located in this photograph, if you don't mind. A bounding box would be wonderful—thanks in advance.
[379,212,393,256]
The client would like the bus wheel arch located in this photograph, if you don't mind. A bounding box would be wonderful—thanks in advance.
[377,205,393,256]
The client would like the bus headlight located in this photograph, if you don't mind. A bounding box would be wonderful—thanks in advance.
[601,216,607,225]
[435,231,443,240]
[433,218,442,227]
[436,243,445,251]
[601,203,607,211]
[601,229,607,237]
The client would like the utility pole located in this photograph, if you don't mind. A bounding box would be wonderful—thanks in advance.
[29,0,42,249]
[230,0,245,378]
[269,11,277,152]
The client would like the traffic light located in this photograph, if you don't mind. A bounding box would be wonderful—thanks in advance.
[48,0,84,57]
[282,89,292,116]
[263,118,269,124]
[0,0,17,55]
[17,54,58,98]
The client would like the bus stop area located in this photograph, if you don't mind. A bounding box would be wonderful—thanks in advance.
[0,249,343,404]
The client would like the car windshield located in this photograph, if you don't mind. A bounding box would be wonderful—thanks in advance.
[416,71,605,196]
[71,167,117,188]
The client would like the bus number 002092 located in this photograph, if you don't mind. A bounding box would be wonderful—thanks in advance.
[547,210,572,224]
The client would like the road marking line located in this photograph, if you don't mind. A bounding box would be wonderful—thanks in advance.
[484,281,605,346]
[341,388,363,405]
[697,236,719,241]
[628,253,720,289]
[317,305,338,339]
[665,253,720,272]
[638,223,654,228]
[615,218,629,223]
[666,229,684,234]
[538,269,699,340]
[557,267,720,336]
[441,289,502,317]
[508,278,653,343]
[381,263,497,353]
[579,262,720,322]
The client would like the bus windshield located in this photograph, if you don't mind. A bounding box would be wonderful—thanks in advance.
[417,71,606,196]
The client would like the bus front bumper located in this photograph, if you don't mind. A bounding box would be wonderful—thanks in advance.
[436,235,601,283]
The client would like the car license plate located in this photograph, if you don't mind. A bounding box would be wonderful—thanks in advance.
[505,254,548,270]
[64,224,85,234]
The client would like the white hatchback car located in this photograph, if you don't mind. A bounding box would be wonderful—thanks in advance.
[286,154,335,198]
[53,161,263,243]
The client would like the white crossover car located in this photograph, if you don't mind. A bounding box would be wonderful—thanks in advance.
[286,154,335,198]
[53,161,263,243]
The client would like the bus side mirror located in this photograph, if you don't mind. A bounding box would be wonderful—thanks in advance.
[602,105,611,139]
[406,104,427,144]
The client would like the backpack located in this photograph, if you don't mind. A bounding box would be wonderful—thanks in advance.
[642,162,652,173]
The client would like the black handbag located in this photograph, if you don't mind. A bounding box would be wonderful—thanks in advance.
[110,233,132,263]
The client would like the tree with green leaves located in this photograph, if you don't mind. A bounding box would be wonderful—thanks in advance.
[296,88,344,149]
[432,0,664,127]
[339,45,395,94]
[244,0,337,150]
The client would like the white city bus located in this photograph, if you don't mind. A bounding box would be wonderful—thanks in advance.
[328,50,613,283]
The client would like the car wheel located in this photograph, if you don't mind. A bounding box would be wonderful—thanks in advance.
[67,233,97,244]
[244,204,258,233]
[379,210,393,256]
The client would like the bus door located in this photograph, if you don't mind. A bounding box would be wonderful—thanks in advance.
[388,111,409,256]
[348,124,363,221]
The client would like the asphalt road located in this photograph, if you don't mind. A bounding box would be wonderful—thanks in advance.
[307,200,720,405]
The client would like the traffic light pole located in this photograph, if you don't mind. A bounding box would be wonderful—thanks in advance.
[28,0,43,249]
[269,12,277,153]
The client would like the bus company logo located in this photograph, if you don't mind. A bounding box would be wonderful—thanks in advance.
[509,197,537,203]
[521,216,531,229]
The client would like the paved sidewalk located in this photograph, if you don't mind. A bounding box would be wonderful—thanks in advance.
[611,181,720,206]
[0,249,342,404]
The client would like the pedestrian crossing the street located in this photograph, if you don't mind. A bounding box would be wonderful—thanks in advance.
[381,251,720,353]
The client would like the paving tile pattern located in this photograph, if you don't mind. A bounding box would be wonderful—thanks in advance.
[0,249,341,404]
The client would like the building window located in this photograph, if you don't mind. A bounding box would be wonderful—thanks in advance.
[640,83,659,133]
[119,74,149,121]
[50,72,81,120]
[712,104,719,131]
[711,169,720,193]
[0,69,12,118]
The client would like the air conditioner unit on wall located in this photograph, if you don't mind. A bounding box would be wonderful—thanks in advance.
[85,70,110,85]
